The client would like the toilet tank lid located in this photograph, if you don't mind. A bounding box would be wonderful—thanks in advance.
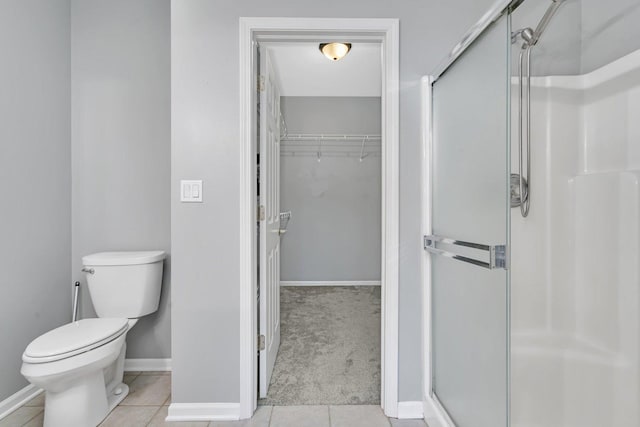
[82,250,165,266]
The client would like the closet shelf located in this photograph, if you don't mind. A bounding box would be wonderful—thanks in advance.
[279,134,381,159]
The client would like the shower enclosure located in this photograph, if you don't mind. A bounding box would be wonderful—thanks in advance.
[423,0,640,426]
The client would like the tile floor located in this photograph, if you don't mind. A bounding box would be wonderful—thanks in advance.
[1,372,427,427]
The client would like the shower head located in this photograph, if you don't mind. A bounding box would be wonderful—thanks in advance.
[529,0,566,46]
[512,0,565,48]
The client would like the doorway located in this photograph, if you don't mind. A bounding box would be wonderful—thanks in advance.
[257,40,383,405]
[239,18,399,419]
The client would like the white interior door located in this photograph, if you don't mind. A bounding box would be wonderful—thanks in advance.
[259,45,281,398]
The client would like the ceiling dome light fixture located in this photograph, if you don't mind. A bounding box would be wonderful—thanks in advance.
[319,42,352,61]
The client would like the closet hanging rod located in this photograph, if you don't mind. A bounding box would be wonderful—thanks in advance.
[281,142,382,148]
[280,133,381,141]
[280,151,381,158]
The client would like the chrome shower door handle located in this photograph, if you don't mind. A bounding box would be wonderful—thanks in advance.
[424,235,508,270]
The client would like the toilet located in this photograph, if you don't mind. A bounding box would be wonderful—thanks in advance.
[20,251,165,427]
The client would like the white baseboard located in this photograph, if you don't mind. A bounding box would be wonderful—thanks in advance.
[124,358,172,372]
[423,396,453,427]
[166,403,240,421]
[423,414,445,427]
[397,401,424,419]
[0,384,43,420]
[280,281,381,287]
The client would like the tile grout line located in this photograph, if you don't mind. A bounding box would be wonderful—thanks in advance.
[19,407,44,427]
[267,405,273,427]
[327,405,331,427]
[119,404,169,406]
[267,405,274,427]
[144,404,164,427]
[382,406,391,427]
[121,372,164,427]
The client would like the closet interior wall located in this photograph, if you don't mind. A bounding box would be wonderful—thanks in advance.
[280,96,382,282]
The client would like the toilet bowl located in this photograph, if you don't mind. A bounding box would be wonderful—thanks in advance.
[21,251,165,427]
[21,319,131,427]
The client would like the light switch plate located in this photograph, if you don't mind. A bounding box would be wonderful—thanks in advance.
[181,180,203,202]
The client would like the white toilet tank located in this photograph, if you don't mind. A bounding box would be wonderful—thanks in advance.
[82,251,166,318]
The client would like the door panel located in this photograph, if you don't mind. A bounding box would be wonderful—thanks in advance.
[430,13,510,427]
[259,46,281,398]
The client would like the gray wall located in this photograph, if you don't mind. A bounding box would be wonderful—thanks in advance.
[580,0,640,73]
[171,0,496,404]
[0,0,71,401]
[512,0,640,77]
[511,0,582,76]
[281,97,381,136]
[71,0,171,359]
[280,97,381,281]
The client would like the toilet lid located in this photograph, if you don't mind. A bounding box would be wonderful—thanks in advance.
[23,318,129,363]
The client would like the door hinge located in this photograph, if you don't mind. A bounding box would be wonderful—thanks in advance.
[258,75,265,92]
[258,334,266,351]
[258,205,265,221]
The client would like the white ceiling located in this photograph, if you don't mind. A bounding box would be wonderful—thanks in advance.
[263,42,381,97]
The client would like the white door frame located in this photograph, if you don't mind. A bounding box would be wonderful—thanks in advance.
[238,17,400,419]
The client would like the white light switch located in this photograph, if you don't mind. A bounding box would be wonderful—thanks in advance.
[180,180,203,202]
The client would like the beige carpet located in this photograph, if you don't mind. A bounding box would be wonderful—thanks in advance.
[259,286,381,406]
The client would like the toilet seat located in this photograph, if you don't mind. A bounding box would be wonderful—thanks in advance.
[23,318,129,364]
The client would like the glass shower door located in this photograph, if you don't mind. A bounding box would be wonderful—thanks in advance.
[429,13,510,427]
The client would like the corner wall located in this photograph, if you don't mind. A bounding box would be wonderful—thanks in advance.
[71,0,171,359]
[0,0,71,402]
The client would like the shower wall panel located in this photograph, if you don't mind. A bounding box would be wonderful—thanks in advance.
[511,48,640,427]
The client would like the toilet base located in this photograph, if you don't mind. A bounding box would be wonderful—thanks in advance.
[23,333,129,427]
[43,381,129,427]
[43,373,129,427]
[107,382,129,412]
